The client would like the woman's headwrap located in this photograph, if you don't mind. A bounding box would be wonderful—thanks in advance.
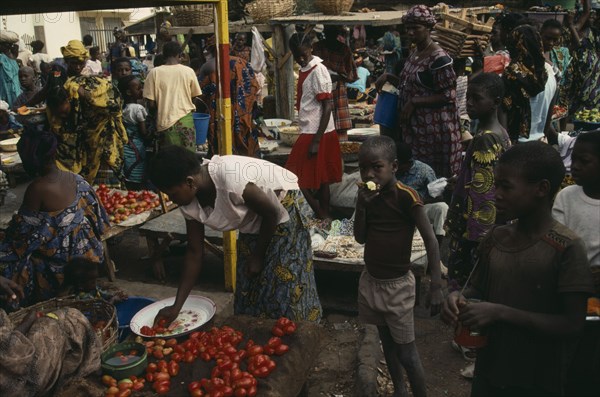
[60,40,89,61]
[0,31,19,44]
[17,128,58,176]
[402,5,437,28]
[0,100,8,112]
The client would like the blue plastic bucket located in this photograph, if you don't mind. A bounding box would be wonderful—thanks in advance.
[193,113,210,145]
[115,296,156,342]
[374,91,399,129]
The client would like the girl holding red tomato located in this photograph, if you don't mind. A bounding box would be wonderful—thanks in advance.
[147,146,322,325]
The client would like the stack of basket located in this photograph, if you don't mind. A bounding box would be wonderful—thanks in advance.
[171,4,214,26]
[431,6,493,58]
[9,297,118,351]
[315,0,354,15]
[245,0,296,24]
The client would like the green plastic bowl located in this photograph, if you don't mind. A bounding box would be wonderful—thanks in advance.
[101,341,147,380]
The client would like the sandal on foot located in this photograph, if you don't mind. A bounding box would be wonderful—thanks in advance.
[451,341,477,362]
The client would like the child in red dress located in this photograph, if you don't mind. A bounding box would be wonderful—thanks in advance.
[286,33,342,219]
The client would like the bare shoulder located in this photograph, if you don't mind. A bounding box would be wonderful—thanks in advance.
[22,179,45,211]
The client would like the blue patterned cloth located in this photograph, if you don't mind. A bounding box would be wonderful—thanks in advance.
[0,54,22,107]
[397,160,437,201]
[0,174,110,310]
[235,190,322,322]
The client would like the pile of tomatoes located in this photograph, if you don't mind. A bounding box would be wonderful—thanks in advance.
[102,375,145,397]
[140,318,174,338]
[102,318,297,397]
[95,184,160,224]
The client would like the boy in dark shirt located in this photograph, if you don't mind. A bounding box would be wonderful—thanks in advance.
[442,141,594,396]
[354,136,443,397]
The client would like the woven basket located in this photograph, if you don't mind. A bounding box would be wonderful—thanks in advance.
[315,0,354,15]
[245,0,296,24]
[171,4,214,26]
[9,297,118,352]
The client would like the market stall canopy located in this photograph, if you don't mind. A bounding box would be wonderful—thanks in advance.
[269,10,408,26]
[0,0,220,15]
[124,11,170,36]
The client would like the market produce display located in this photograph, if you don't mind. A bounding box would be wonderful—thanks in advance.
[575,108,600,122]
[102,318,297,397]
[95,184,161,224]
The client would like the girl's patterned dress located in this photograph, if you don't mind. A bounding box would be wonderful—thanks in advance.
[397,48,462,178]
[0,174,109,310]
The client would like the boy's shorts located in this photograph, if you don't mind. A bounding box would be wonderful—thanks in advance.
[358,270,415,344]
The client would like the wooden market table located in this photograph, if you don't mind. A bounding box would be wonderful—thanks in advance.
[138,209,430,302]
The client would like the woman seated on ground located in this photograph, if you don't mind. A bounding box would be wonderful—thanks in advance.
[0,307,102,396]
[148,146,322,324]
[0,128,110,311]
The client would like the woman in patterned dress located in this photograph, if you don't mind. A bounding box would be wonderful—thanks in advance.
[199,38,260,157]
[566,1,600,115]
[148,146,322,324]
[376,5,461,178]
[0,129,109,311]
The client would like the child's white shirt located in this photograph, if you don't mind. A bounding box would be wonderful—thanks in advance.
[553,185,600,267]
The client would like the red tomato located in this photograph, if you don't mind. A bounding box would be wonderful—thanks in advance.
[284,323,297,335]
[253,365,270,378]
[266,359,276,372]
[106,386,119,394]
[263,346,275,356]
[246,345,263,357]
[132,381,144,391]
[274,344,289,356]
[233,378,252,389]
[267,337,282,348]
[171,352,183,362]
[188,381,202,392]
[200,352,211,362]
[231,368,243,381]
[174,345,186,354]
[147,363,158,373]
[167,360,180,377]
[247,386,257,397]
[145,373,154,382]
[154,372,170,382]
[157,360,168,371]
[234,387,247,397]
[165,338,177,347]
[190,390,205,397]
[223,345,237,355]
[140,326,154,336]
[222,386,234,396]
[153,350,164,359]
[271,326,284,337]
[184,351,195,363]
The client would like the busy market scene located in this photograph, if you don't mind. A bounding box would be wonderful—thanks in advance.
[0,0,599,395]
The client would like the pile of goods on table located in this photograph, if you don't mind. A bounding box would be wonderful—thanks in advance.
[431,5,493,58]
[95,184,161,225]
[313,218,426,262]
[101,317,297,397]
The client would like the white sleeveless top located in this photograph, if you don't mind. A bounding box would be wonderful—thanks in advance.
[180,155,299,234]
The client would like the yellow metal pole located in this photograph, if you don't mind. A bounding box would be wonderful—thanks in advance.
[215,0,236,292]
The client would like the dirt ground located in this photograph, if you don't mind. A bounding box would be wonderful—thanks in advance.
[107,229,472,397]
